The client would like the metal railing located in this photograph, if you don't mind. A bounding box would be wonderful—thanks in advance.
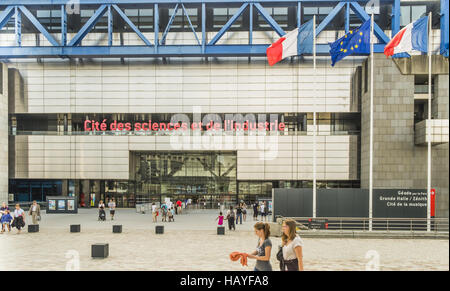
[279,217,449,232]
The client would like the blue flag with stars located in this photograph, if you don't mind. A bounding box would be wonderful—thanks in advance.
[329,19,371,66]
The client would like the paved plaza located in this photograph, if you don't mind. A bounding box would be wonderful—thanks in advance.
[0,209,448,271]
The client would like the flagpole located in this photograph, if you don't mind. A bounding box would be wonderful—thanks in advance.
[369,13,374,232]
[313,14,317,219]
[427,11,432,232]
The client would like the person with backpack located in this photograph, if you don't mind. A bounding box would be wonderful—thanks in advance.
[226,206,236,231]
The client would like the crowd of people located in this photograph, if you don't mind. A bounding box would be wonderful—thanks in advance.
[0,201,41,235]
[151,200,185,223]
[216,201,270,231]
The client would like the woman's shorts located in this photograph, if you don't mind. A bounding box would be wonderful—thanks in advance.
[110,210,115,215]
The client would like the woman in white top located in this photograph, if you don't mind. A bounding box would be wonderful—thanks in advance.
[12,204,26,234]
[280,219,304,271]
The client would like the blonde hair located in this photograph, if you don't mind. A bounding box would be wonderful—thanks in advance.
[254,222,270,239]
[281,219,297,245]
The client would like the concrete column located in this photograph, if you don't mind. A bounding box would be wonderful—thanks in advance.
[0,63,9,203]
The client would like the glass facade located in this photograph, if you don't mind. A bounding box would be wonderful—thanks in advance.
[134,151,237,205]
[9,179,62,202]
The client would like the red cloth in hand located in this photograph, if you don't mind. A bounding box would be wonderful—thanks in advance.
[230,252,249,267]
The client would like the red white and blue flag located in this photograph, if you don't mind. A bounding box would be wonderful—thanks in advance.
[384,15,428,57]
[266,19,314,66]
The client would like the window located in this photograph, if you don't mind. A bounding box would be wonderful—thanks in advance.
[124,8,154,31]
[400,5,426,27]
[34,9,62,32]
[257,7,289,29]
[213,8,243,30]
[166,7,198,30]
[303,6,336,26]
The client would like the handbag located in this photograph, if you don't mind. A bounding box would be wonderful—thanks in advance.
[276,245,285,271]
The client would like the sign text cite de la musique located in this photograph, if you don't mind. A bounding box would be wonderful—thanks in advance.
[84,120,286,132]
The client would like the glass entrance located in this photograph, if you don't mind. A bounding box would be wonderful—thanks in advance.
[134,151,237,208]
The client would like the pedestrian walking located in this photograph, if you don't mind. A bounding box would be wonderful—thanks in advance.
[28,200,41,225]
[235,203,243,225]
[226,206,236,231]
[151,203,158,223]
[279,219,304,271]
[108,198,116,220]
[162,204,168,222]
[263,201,269,222]
[168,207,175,222]
[247,222,272,271]
[98,200,106,221]
[252,202,258,221]
[259,202,265,221]
[177,200,182,215]
[11,204,26,234]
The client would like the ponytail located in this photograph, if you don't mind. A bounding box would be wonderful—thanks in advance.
[254,222,271,239]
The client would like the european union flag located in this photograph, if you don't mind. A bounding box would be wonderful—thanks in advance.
[329,19,371,66]
[298,19,314,55]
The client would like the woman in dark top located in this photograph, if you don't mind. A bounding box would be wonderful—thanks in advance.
[247,222,272,271]
[252,203,258,221]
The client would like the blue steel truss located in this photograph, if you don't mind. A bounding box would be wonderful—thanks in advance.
[0,0,447,58]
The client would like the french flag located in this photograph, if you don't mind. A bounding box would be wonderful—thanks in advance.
[266,28,299,66]
[266,20,314,66]
[384,15,428,57]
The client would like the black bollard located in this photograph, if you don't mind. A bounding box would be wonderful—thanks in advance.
[155,225,164,234]
[217,226,225,235]
[70,224,80,233]
[113,225,122,233]
[91,243,109,258]
[28,224,39,233]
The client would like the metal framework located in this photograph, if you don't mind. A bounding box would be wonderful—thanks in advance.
[0,0,448,58]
